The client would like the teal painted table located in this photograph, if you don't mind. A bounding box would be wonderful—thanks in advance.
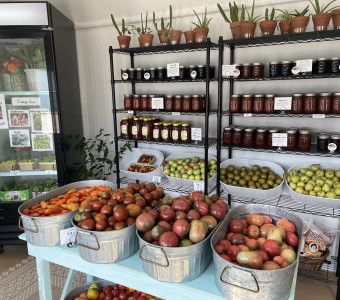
[19,233,297,300]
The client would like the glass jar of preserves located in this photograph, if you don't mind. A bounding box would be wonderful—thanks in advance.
[315,58,329,74]
[141,95,149,111]
[317,133,329,151]
[121,68,129,80]
[153,123,162,141]
[252,63,264,78]
[148,95,155,111]
[161,123,171,142]
[179,66,187,79]
[181,123,191,143]
[128,68,136,80]
[264,94,275,113]
[189,65,198,79]
[192,95,202,112]
[291,94,304,114]
[174,95,183,112]
[120,117,130,139]
[303,93,317,114]
[318,93,332,114]
[243,128,255,147]
[143,68,150,80]
[330,133,340,152]
[164,95,174,112]
[267,128,279,148]
[149,68,156,80]
[222,126,233,145]
[133,94,141,110]
[131,117,142,140]
[197,65,206,78]
[136,68,143,80]
[124,94,133,110]
[240,63,252,78]
[200,94,206,111]
[298,128,311,151]
[156,67,165,80]
[141,118,152,141]
[232,127,243,146]
[253,95,265,113]
[255,128,267,148]
[330,57,340,73]
[172,123,180,142]
[286,128,297,150]
[234,64,241,77]
[269,62,280,77]
[281,61,293,76]
[241,95,253,113]
[332,93,340,113]
[182,95,192,112]
[229,94,241,113]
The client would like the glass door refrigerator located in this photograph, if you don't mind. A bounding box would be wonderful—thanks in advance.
[0,2,83,252]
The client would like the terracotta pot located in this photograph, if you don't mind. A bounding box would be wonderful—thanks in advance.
[291,16,309,33]
[312,13,332,31]
[230,21,243,39]
[260,20,277,36]
[184,30,195,43]
[169,30,182,45]
[279,20,291,34]
[193,27,209,43]
[331,8,340,29]
[139,34,154,47]
[117,35,131,49]
[157,29,170,45]
[240,22,256,38]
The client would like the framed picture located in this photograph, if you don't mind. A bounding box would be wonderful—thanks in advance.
[30,109,53,133]
[9,129,30,147]
[31,133,54,151]
[8,110,30,127]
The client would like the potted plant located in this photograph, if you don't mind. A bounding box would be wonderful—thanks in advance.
[110,14,131,49]
[276,9,292,34]
[217,2,245,39]
[331,8,340,28]
[184,28,195,43]
[309,0,340,31]
[131,13,154,47]
[260,8,277,36]
[191,7,212,43]
[240,0,261,38]
[290,6,310,33]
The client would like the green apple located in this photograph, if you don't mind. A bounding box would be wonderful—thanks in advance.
[184,158,191,164]
[322,183,331,192]
[194,175,201,181]
[326,191,336,199]
[209,159,216,166]
[300,168,307,174]
[312,175,319,181]
[240,166,247,172]
[209,169,216,176]
[290,175,300,184]
[239,179,247,186]
[170,167,176,173]
[276,178,283,184]
[316,169,325,177]
[305,183,314,192]
[311,164,320,171]
[192,157,200,163]
[227,165,235,172]
[177,159,183,165]
[187,168,193,176]
[325,179,334,187]
[317,190,326,197]
[193,169,201,176]
[164,169,170,176]
[289,182,297,190]
[335,170,340,178]
[252,165,260,171]
[316,179,325,187]
[289,170,298,177]
[325,169,335,179]
[168,160,174,166]
[172,162,178,168]
[309,191,317,196]
[313,185,321,192]
[177,165,183,171]
[297,181,305,188]
[305,169,314,177]
[335,188,340,196]
[182,174,189,179]
[189,175,195,180]
[295,187,305,194]
[220,168,227,176]
[300,175,309,183]
[307,180,316,186]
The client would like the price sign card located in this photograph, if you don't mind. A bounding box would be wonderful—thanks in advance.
[10,170,20,176]
[167,63,179,77]
[222,65,240,77]
[272,133,288,147]
[293,59,313,74]
[194,181,205,192]
[191,128,202,141]
[12,97,41,106]
[313,114,325,119]
[274,97,292,110]
[152,176,161,184]
[59,227,76,245]
[151,98,164,110]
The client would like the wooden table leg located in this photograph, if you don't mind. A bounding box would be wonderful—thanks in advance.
[36,257,52,300]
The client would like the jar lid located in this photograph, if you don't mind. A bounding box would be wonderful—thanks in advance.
[166,95,173,98]
[333,92,340,96]
[157,67,165,69]
[330,134,340,139]
[256,128,267,132]
[231,94,240,98]
[286,129,297,134]
[244,127,255,132]
[149,95,155,97]
[133,94,141,97]
[182,124,189,127]
[122,117,128,120]
[254,94,264,98]
[252,63,263,66]
[183,95,191,98]
[234,64,241,66]
[197,65,205,67]
[179,65,186,68]
[173,123,180,126]
[141,94,148,97]
[200,94,206,97]
[150,67,156,70]
[121,68,128,70]
[143,68,149,71]
[331,57,340,60]
[233,127,243,132]
[318,133,329,139]
[128,68,135,71]
[269,128,279,133]
[188,65,196,68]
[305,93,316,96]
[133,117,139,120]
[241,63,251,66]
[175,95,183,98]
[192,95,200,97]
[319,92,332,96]
[281,61,293,64]
[292,93,304,96]
[299,128,311,134]
[136,68,142,70]
[269,61,279,64]
[265,94,275,97]
[316,58,328,61]
[154,123,160,125]
[242,94,253,97]
[124,94,133,97]
[224,126,233,131]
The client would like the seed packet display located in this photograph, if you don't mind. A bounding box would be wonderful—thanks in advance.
[0,94,9,129]
[30,109,53,133]
[31,133,54,151]
[8,110,30,127]
[9,129,30,147]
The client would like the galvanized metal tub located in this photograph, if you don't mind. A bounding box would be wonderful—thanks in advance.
[18,180,115,247]
[211,204,303,300]
[64,280,113,300]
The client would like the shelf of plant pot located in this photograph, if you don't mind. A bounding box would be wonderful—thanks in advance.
[116,108,218,116]
[223,29,340,48]
[111,42,219,55]
[221,144,340,158]
[115,78,218,83]
[0,170,57,177]
[222,110,340,118]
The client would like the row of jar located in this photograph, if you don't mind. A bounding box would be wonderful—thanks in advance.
[120,116,191,143]
[121,65,216,81]
[124,94,207,113]
[229,93,340,114]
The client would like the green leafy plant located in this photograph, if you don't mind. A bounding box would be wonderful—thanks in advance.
[217,2,245,23]
[130,12,152,36]
[192,7,212,28]
[110,14,130,35]
[243,0,262,22]
[264,8,276,20]
[153,5,173,30]
[291,6,310,17]
[15,43,46,69]
[309,0,340,13]
[74,129,132,180]
[276,9,292,21]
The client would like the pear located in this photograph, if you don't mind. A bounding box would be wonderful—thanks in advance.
[311,164,320,171]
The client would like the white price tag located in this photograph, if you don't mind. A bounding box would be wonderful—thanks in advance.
[151,98,164,110]
[59,227,76,245]
[152,176,161,184]
[45,170,54,175]
[295,59,313,73]
[12,97,41,106]
[244,113,252,117]
[127,110,134,114]
[10,170,20,176]
[274,97,292,110]
[172,112,181,116]
[222,65,240,78]
[191,128,202,141]
[122,73,129,80]
[272,133,288,147]
[328,143,337,153]
[167,63,180,77]
[194,181,205,192]
[312,114,325,119]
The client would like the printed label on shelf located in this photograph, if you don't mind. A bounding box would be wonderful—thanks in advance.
[194,181,205,192]
[244,113,252,117]
[167,63,179,77]
[172,112,181,116]
[151,98,164,110]
[45,170,54,175]
[152,176,161,183]
[272,133,288,147]
[127,110,134,114]
[10,170,20,176]
[295,59,313,73]
[12,97,41,106]
[59,227,76,245]
[191,128,202,141]
[274,97,292,110]
[328,143,337,152]
[222,65,240,77]
[312,114,325,119]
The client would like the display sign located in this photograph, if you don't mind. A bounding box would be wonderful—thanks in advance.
[0,95,8,129]
[59,227,77,246]
[167,63,179,77]
[31,133,54,151]
[191,128,202,141]
[194,181,205,192]
[151,98,164,110]
[274,97,292,110]
[172,112,181,116]
[222,65,240,77]
[152,176,161,184]
[10,170,20,176]
[312,114,325,119]
[30,109,53,133]
[12,97,40,106]
[293,59,313,74]
[8,110,30,127]
[272,133,288,147]
[9,129,30,147]
[244,113,252,117]
[127,110,134,114]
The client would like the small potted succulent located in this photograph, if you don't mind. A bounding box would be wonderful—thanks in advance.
[240,0,261,38]
[290,6,310,33]
[217,2,245,39]
[331,8,340,28]
[131,13,154,47]
[260,8,277,36]
[110,14,131,49]
[191,7,212,43]
[309,0,340,31]
[276,9,292,34]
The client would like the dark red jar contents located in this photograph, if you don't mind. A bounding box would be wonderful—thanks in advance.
[229,95,241,113]
[241,95,253,113]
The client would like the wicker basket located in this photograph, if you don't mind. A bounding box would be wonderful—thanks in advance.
[298,248,330,271]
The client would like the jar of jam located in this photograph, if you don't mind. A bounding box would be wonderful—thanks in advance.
[121,68,129,80]
[255,128,267,148]
[149,68,156,80]
[240,63,252,78]
[120,117,130,139]
[192,95,202,112]
[131,117,142,140]
[298,128,311,151]
[200,94,206,111]
[303,93,317,114]
[229,94,241,113]
[189,65,198,79]
[181,123,191,143]
[317,133,329,151]
[332,93,340,113]
[179,66,187,79]
[141,95,149,111]
[291,94,304,114]
[315,58,329,74]
[318,93,332,114]
[243,128,255,147]
[223,126,233,145]
[141,118,152,141]
[174,95,183,112]
[232,127,243,146]
[264,94,275,113]
[330,57,340,73]
[148,95,155,111]
[252,63,264,78]
[136,68,143,80]
[128,68,136,80]
[253,95,265,113]
[153,123,162,141]
[161,123,171,142]
[183,95,192,112]
[281,61,293,76]
[197,65,206,79]
[164,95,174,112]
[143,68,150,80]
[172,123,180,142]
[124,94,133,110]
[156,67,165,80]
[286,128,297,150]
[241,95,253,113]
[133,94,141,110]
[330,134,340,152]
[267,128,279,148]
[269,62,280,77]
[234,64,241,77]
